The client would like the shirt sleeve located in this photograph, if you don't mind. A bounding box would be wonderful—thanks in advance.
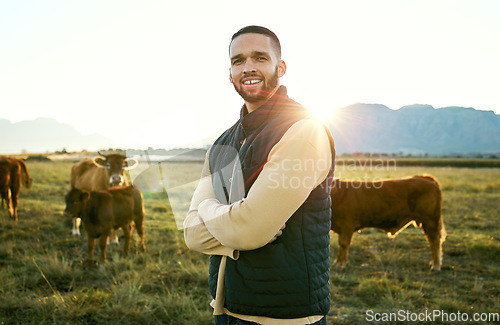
[183,151,239,259]
[198,118,332,251]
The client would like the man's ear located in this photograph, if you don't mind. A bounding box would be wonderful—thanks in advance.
[229,68,234,84]
[278,60,286,78]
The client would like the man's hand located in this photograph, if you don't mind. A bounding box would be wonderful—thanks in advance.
[268,224,286,244]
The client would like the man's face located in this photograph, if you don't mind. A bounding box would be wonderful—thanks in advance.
[229,33,285,104]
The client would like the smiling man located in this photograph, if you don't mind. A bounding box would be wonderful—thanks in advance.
[229,30,284,111]
[184,25,335,325]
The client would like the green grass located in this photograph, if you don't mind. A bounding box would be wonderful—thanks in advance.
[0,160,499,324]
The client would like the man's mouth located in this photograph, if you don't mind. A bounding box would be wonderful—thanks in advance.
[242,79,262,86]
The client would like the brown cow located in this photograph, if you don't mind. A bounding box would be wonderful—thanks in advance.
[0,157,33,221]
[70,152,138,242]
[331,175,446,270]
[64,185,146,266]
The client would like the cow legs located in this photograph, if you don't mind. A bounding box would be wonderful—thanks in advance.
[72,217,81,236]
[335,231,354,267]
[98,229,111,264]
[422,219,447,271]
[2,188,13,217]
[9,188,18,221]
[122,224,132,256]
[134,218,146,253]
[0,191,6,209]
[86,237,97,266]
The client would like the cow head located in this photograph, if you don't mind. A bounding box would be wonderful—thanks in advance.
[64,188,90,218]
[93,152,138,187]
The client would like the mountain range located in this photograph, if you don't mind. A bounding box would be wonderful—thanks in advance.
[1,104,499,155]
[326,104,500,155]
[0,118,117,154]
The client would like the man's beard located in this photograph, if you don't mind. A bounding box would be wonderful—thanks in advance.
[233,66,279,103]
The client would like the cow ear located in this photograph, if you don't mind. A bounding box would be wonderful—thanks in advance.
[93,156,108,168]
[80,192,90,201]
[124,158,138,170]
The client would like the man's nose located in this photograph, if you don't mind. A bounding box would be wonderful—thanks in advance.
[243,60,256,73]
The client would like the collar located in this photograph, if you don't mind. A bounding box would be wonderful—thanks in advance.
[240,86,289,133]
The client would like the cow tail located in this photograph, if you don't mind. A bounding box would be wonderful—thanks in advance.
[18,159,32,185]
[134,190,145,218]
[436,182,447,243]
[426,175,447,244]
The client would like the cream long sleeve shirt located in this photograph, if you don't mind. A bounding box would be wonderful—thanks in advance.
[183,118,332,325]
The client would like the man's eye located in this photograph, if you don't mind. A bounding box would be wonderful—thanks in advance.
[233,59,243,65]
[257,57,267,61]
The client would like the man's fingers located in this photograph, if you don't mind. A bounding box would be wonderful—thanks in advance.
[275,224,285,238]
[268,224,287,244]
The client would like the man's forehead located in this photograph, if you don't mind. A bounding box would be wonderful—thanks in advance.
[229,33,275,57]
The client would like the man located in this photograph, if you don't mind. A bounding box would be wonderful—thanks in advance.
[184,26,335,324]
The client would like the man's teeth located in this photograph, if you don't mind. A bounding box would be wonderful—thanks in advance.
[243,80,262,85]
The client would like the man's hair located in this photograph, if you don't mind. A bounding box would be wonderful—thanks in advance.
[230,25,281,59]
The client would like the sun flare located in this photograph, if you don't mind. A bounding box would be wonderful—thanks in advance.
[308,105,339,123]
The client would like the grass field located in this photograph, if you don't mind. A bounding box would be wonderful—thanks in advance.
[0,159,499,324]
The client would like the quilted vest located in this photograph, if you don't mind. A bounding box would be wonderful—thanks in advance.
[208,86,335,319]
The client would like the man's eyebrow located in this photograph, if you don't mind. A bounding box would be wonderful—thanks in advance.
[230,54,243,62]
[252,51,271,57]
[230,51,272,62]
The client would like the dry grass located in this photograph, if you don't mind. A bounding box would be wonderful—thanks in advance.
[0,160,498,324]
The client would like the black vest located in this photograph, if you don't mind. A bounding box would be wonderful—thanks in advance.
[208,86,335,319]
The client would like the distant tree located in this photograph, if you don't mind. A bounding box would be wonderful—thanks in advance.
[25,155,51,162]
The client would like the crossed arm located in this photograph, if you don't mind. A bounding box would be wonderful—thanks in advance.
[182,157,240,259]
[183,119,332,258]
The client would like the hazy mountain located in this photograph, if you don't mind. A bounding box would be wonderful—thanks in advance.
[327,104,500,155]
[0,118,118,154]
[1,105,499,155]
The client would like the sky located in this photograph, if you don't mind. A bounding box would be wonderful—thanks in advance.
[1,0,499,151]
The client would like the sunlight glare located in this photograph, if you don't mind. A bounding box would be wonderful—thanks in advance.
[307,102,340,124]
[309,105,333,120]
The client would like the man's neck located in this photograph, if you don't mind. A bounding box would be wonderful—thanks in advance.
[245,86,280,113]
